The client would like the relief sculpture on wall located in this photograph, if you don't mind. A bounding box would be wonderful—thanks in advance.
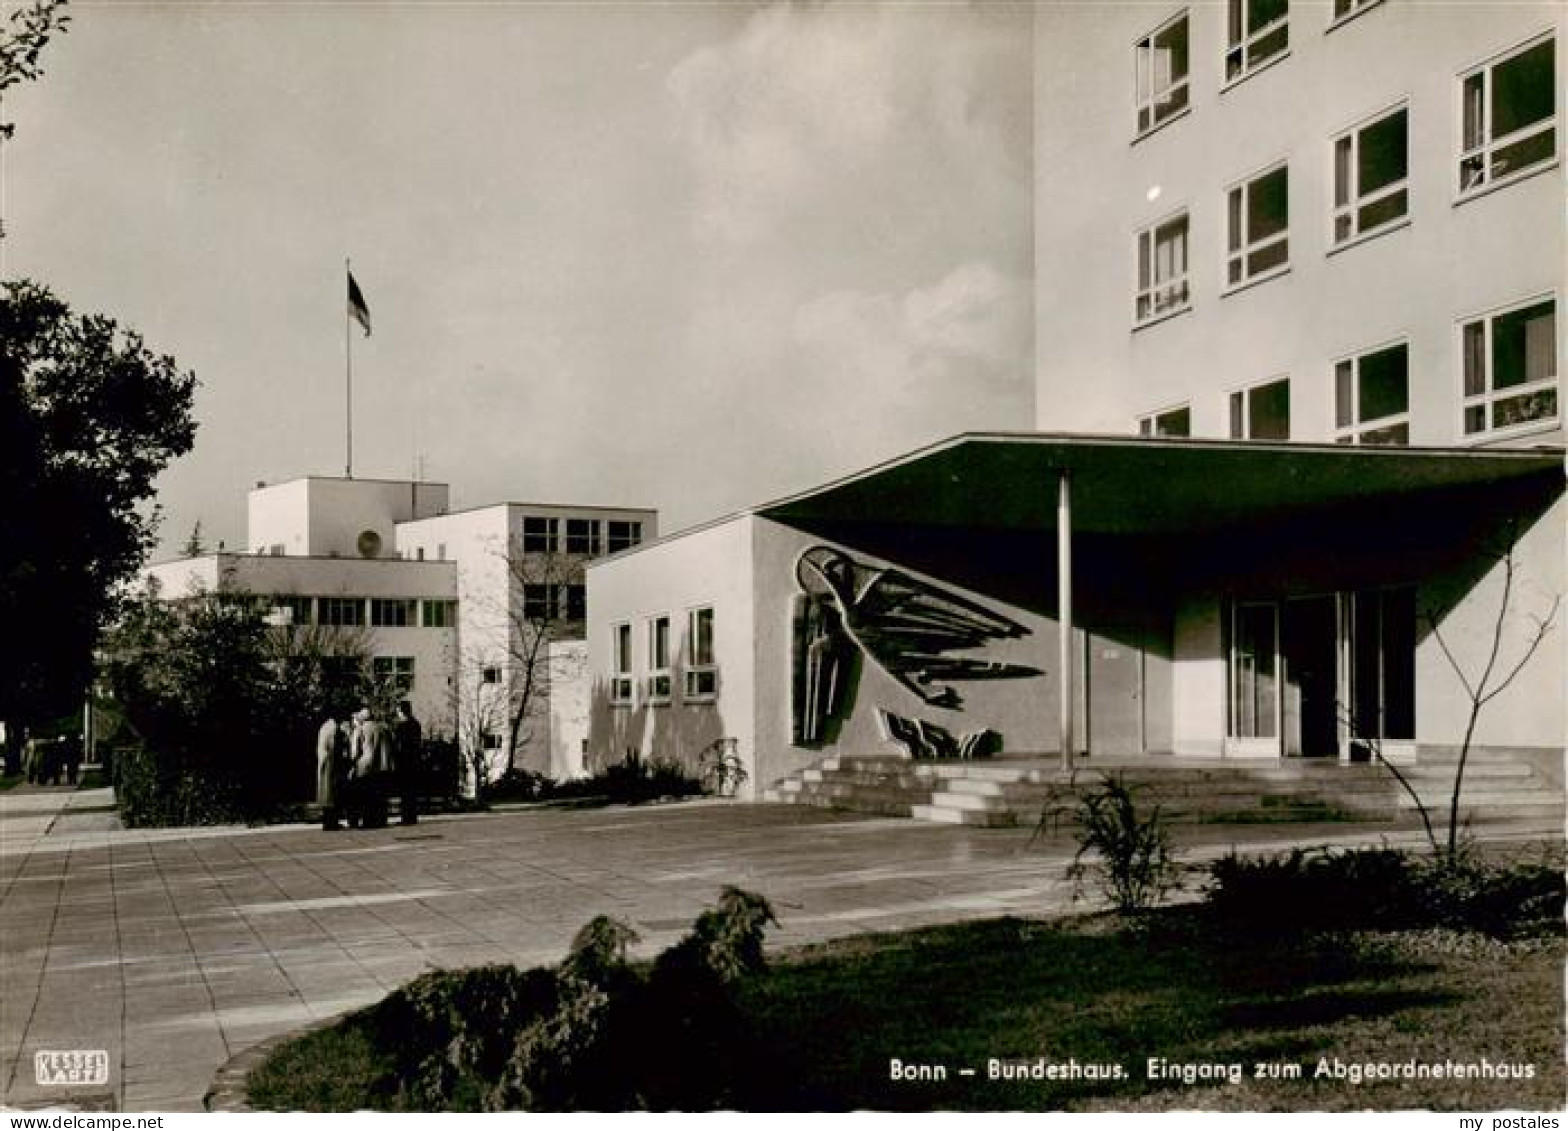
[790,545,1040,755]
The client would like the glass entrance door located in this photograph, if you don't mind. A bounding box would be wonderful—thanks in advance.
[1229,601,1280,756]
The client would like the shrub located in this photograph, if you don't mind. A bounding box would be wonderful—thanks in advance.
[1205,845,1566,940]
[250,887,780,1112]
[1063,774,1182,916]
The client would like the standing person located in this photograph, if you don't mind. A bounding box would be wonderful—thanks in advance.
[316,714,349,831]
[392,700,422,826]
[351,707,393,829]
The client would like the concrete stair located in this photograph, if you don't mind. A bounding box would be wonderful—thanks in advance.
[761,751,1565,830]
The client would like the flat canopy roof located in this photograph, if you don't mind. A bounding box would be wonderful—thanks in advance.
[756,433,1566,536]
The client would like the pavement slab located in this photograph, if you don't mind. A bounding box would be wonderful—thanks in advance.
[0,785,1557,1111]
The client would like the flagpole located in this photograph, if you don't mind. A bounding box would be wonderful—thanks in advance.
[345,256,353,480]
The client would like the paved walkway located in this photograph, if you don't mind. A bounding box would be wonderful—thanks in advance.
[0,787,1556,1111]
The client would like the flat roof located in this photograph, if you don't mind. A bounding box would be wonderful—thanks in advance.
[251,476,452,490]
[399,500,658,523]
[754,432,1566,537]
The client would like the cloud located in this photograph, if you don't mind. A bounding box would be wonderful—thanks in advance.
[667,3,1028,247]
[793,260,1032,391]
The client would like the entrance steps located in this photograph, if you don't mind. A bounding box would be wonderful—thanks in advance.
[761,752,1565,830]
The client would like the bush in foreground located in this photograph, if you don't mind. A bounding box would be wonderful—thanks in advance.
[248,886,777,1112]
[1205,844,1565,940]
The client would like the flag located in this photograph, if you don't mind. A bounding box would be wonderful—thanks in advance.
[347,270,372,337]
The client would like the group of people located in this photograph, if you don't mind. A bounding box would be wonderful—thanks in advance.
[22,733,83,786]
[316,700,422,831]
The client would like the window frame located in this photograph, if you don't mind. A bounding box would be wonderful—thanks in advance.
[606,520,642,553]
[1137,403,1193,438]
[1134,209,1192,326]
[370,597,417,628]
[521,516,559,554]
[1224,161,1290,292]
[1457,31,1558,199]
[1134,9,1191,139]
[1457,292,1559,440]
[565,518,601,557]
[420,599,457,628]
[610,622,634,706]
[1223,0,1290,88]
[683,606,718,701]
[317,596,366,627]
[271,595,313,627]
[1332,338,1411,446]
[645,614,672,705]
[1327,0,1383,33]
[1228,376,1292,440]
[1330,101,1410,248]
[371,655,415,693]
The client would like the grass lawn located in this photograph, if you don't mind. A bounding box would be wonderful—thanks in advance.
[249,909,1564,1112]
[0,772,22,792]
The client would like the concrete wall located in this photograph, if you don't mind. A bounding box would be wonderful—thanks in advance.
[748,517,1066,789]
[248,478,449,558]
[586,515,757,794]
[1417,491,1566,753]
[548,640,589,780]
[1035,3,1564,447]
[1171,592,1226,756]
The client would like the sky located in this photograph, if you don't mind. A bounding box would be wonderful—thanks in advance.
[3,1,1035,556]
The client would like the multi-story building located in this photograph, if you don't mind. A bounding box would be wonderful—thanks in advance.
[398,502,656,780]
[1034,0,1560,449]
[585,3,1564,803]
[145,478,460,732]
[145,476,656,786]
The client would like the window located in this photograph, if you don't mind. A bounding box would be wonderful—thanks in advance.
[1330,0,1381,24]
[481,665,502,685]
[523,583,555,622]
[1135,11,1189,135]
[522,516,558,553]
[318,597,365,627]
[1226,164,1289,286]
[1225,0,1288,83]
[1135,212,1190,323]
[1138,405,1192,437]
[1333,105,1408,244]
[610,623,633,705]
[372,656,415,693]
[270,595,313,626]
[565,584,586,622]
[1350,588,1415,749]
[565,518,600,556]
[370,598,416,627]
[420,599,457,628]
[1460,35,1556,193]
[645,615,671,703]
[1230,602,1278,739]
[1335,342,1410,445]
[606,521,642,553]
[684,607,717,699]
[323,656,364,693]
[1461,297,1558,436]
[1229,378,1291,440]
[481,731,503,752]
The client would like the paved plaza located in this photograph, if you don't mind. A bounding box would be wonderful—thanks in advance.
[0,785,1555,1112]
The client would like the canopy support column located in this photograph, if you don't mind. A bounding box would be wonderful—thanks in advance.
[1058,470,1075,772]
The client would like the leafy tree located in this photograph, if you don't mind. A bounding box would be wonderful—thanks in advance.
[0,0,69,143]
[99,580,380,825]
[0,281,197,762]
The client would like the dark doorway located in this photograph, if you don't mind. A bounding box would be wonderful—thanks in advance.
[1282,596,1339,758]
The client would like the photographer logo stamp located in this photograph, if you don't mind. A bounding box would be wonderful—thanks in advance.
[34,1049,109,1087]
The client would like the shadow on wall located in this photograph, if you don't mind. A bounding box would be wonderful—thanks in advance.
[586,672,734,788]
